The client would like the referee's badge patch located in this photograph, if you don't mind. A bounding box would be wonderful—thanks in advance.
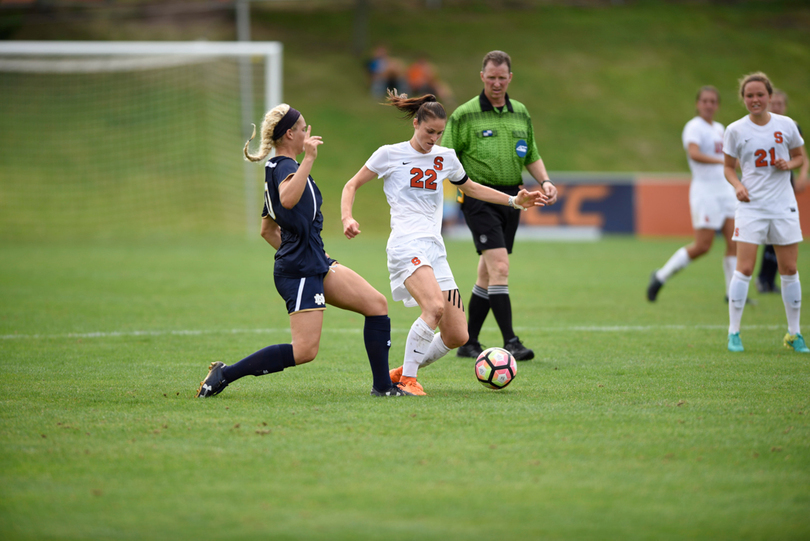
[482,129,494,137]
[479,234,488,244]
[515,139,528,158]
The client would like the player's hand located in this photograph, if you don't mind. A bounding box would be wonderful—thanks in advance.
[343,217,361,239]
[542,181,558,205]
[735,184,750,203]
[773,158,790,171]
[303,125,323,160]
[515,188,547,209]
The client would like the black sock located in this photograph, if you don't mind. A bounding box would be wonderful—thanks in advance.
[364,315,393,391]
[466,284,490,344]
[488,285,515,343]
[759,245,778,285]
[221,343,295,383]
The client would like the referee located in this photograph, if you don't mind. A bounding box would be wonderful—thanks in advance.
[442,50,557,361]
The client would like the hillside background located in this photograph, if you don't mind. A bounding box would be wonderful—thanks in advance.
[2,0,809,236]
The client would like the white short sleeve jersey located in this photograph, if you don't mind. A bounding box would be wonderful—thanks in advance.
[365,141,468,248]
[724,113,805,217]
[682,116,727,192]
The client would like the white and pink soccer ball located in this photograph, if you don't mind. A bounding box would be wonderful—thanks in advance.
[474,347,517,390]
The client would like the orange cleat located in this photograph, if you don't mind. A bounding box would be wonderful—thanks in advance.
[389,366,403,383]
[399,375,426,396]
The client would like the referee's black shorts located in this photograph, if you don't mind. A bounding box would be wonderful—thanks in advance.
[460,184,521,255]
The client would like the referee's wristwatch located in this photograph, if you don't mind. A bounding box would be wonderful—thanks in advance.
[540,179,554,188]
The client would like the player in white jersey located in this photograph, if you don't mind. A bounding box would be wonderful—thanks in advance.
[722,72,808,353]
[341,91,545,395]
[648,86,738,302]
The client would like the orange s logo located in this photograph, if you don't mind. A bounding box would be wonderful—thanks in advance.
[774,132,783,144]
[433,156,444,171]
[411,257,421,266]
[735,227,740,237]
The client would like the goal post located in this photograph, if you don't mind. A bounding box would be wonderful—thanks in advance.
[0,41,283,240]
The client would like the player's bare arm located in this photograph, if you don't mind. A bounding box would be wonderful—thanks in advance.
[688,143,724,165]
[260,216,281,250]
[723,152,749,202]
[341,166,378,239]
[458,178,547,209]
[774,146,805,171]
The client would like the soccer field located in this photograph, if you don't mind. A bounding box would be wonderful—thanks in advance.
[1,235,808,540]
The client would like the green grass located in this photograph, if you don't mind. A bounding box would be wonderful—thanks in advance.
[2,235,809,539]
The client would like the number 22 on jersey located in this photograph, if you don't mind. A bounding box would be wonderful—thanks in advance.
[409,156,444,191]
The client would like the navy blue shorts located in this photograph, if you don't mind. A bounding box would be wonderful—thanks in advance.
[274,258,337,314]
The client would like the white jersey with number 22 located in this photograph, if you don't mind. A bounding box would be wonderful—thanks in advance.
[365,141,468,249]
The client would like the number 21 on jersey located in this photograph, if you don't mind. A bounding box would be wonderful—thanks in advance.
[754,132,784,168]
[409,156,444,191]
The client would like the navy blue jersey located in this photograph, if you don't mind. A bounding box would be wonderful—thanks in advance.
[262,156,330,277]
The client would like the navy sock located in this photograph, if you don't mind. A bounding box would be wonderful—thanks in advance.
[364,315,393,391]
[488,286,515,343]
[466,288,490,344]
[221,343,295,383]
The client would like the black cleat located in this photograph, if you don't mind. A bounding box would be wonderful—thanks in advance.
[196,361,229,398]
[456,340,484,358]
[647,271,663,302]
[370,383,414,397]
[504,336,534,361]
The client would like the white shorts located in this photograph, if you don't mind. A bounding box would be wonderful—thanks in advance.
[689,186,736,230]
[732,211,803,245]
[387,238,458,308]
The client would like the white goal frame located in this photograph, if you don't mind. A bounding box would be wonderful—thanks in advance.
[0,41,283,237]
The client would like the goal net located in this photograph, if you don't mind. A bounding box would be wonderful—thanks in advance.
[0,41,283,241]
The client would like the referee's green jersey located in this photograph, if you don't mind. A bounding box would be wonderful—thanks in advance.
[442,91,541,188]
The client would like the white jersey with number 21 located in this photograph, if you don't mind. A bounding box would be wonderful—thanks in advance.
[724,113,805,217]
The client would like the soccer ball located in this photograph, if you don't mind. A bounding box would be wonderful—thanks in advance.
[474,347,517,390]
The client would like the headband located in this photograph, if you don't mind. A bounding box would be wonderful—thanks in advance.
[272,107,301,140]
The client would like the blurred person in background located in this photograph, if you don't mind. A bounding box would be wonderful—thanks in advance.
[441,50,557,362]
[341,90,545,395]
[647,86,738,303]
[756,88,809,294]
[723,72,807,353]
[367,45,407,100]
[196,104,411,398]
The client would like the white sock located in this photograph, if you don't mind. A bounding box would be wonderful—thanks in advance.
[723,256,737,296]
[781,273,801,336]
[728,271,751,334]
[403,317,435,378]
[418,333,452,369]
[656,247,691,282]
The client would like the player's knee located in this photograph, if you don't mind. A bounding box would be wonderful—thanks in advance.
[444,328,468,349]
[421,302,444,328]
[778,264,798,275]
[490,262,510,282]
[293,342,319,365]
[368,290,388,316]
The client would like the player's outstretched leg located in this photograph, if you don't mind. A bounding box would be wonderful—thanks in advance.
[196,361,229,397]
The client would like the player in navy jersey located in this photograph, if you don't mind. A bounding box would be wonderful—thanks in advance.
[723,72,808,353]
[341,91,545,395]
[195,103,411,398]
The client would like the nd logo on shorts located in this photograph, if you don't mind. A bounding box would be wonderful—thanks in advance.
[515,139,528,158]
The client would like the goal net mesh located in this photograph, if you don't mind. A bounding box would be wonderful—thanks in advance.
[0,54,267,241]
